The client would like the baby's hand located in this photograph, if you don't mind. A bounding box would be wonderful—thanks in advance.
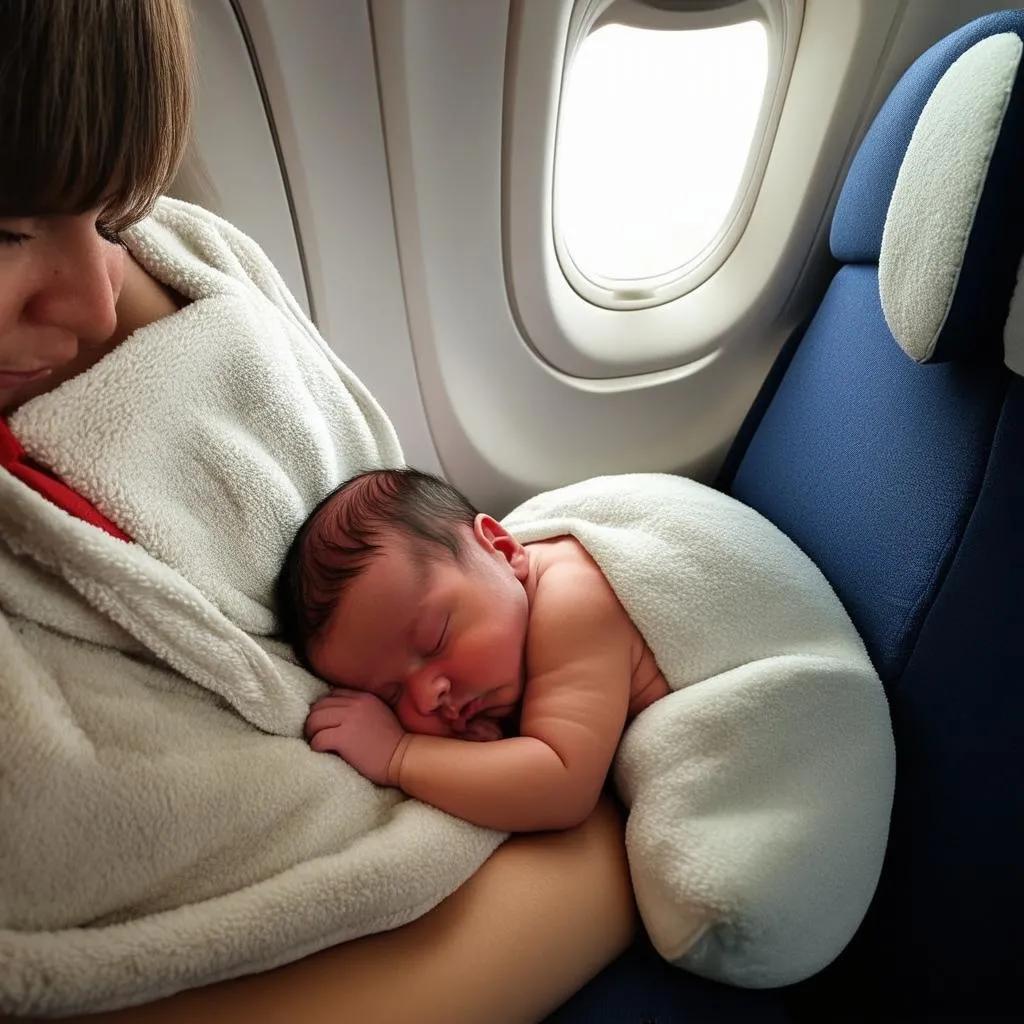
[305,690,406,786]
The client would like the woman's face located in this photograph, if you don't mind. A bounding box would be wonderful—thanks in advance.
[0,209,126,413]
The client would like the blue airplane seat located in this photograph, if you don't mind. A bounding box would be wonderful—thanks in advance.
[728,9,1024,1020]
[552,10,1024,1022]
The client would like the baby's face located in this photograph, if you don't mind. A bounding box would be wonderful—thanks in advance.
[309,518,531,739]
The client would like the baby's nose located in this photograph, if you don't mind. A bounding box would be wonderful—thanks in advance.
[412,673,452,715]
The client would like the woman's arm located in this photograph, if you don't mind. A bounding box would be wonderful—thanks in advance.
[48,799,636,1024]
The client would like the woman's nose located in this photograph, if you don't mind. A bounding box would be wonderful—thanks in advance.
[29,221,121,345]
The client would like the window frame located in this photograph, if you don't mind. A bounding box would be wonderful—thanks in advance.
[554,0,789,310]
[372,0,910,498]
[502,0,804,379]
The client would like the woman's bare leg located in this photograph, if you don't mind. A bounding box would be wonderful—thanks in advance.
[60,798,636,1024]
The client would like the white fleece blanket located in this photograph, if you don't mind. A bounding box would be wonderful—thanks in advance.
[504,474,896,988]
[0,199,504,1016]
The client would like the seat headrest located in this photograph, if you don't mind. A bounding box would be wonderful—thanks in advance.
[831,11,1024,367]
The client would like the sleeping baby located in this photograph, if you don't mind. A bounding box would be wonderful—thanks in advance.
[277,466,895,983]
[276,466,671,833]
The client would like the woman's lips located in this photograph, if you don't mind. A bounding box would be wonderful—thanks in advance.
[0,368,53,388]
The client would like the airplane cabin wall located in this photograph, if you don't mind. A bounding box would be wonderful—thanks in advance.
[174,0,1014,512]
[174,0,441,472]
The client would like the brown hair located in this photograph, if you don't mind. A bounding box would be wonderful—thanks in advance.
[0,0,194,233]
[276,469,480,668]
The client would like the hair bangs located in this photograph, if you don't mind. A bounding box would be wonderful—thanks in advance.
[0,0,193,230]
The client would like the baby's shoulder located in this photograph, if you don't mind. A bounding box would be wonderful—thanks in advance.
[525,538,639,675]
[529,535,603,582]
[529,537,625,622]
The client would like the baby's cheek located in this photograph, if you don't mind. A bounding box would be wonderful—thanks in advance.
[397,701,457,737]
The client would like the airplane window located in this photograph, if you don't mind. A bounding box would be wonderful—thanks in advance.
[555,15,769,308]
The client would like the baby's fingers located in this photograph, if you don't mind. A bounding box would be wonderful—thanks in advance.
[305,701,355,738]
[309,725,348,755]
[309,688,363,712]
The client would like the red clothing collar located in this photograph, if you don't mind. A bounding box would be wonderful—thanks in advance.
[0,418,131,542]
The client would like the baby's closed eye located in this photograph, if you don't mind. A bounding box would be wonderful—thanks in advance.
[423,616,450,659]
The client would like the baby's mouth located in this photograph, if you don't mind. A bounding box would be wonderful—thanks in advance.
[457,695,486,722]
[448,691,500,730]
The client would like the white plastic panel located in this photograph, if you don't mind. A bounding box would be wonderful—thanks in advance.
[372,0,908,513]
[169,0,309,315]
[177,0,1014,512]
[234,0,439,472]
[179,0,439,473]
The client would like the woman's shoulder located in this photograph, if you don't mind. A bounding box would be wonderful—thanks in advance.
[123,197,308,324]
[142,195,251,242]
[126,196,270,277]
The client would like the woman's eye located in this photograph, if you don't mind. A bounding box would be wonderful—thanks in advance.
[0,230,30,246]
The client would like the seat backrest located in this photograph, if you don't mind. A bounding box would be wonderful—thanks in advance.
[724,11,1024,1018]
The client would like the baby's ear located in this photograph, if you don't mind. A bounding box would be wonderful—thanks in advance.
[473,515,529,579]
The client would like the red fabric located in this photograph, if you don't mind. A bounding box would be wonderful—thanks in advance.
[0,418,132,542]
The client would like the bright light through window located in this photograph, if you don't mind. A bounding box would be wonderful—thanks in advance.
[556,19,769,289]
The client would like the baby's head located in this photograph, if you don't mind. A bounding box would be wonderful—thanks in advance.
[277,468,531,738]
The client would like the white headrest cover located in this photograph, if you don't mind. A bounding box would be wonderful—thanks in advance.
[879,33,1022,363]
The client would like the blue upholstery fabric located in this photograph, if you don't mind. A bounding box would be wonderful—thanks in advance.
[831,9,1024,264]
[730,264,1006,681]
[783,379,1024,1022]
[547,935,792,1024]
[725,10,1023,1020]
[551,12,1023,1022]
[867,379,1024,1015]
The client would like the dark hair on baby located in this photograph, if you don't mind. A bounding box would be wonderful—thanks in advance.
[276,467,479,667]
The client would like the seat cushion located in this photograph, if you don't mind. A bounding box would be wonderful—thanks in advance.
[729,264,1007,683]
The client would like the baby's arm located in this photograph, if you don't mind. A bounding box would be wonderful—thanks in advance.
[389,563,636,831]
